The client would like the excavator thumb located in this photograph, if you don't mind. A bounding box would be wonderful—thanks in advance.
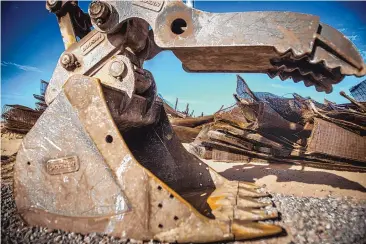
[15,75,281,242]
[14,0,366,242]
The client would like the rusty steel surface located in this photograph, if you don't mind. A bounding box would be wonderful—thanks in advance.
[212,149,251,162]
[307,118,366,163]
[191,74,366,167]
[98,1,365,93]
[15,75,282,242]
[12,0,366,243]
[171,125,201,143]
[46,1,92,49]
[170,115,214,128]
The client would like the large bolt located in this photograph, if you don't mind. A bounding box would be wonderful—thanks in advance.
[47,0,58,6]
[46,0,62,12]
[60,53,79,71]
[109,60,126,80]
[89,1,111,26]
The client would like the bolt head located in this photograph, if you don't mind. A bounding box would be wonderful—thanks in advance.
[60,53,77,71]
[89,1,111,27]
[46,0,62,12]
[47,0,58,6]
[96,18,103,26]
[61,54,71,65]
[89,1,103,16]
[109,61,125,78]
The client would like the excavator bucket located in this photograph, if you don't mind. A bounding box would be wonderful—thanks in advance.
[15,75,281,242]
[14,0,366,242]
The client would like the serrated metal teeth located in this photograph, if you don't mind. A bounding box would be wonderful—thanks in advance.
[266,22,366,93]
[268,52,345,93]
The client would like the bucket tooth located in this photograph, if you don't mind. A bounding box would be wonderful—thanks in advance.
[207,195,236,211]
[232,221,283,240]
[238,187,270,198]
[209,185,269,198]
[234,207,278,221]
[239,181,263,189]
[237,196,273,208]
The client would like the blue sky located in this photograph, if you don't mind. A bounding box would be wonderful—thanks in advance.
[1,1,366,115]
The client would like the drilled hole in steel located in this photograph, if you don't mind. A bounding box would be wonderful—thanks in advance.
[157,186,162,190]
[105,135,113,143]
[158,203,163,208]
[158,224,163,228]
[27,162,31,166]
[171,18,187,35]
[174,216,179,221]
[169,194,174,199]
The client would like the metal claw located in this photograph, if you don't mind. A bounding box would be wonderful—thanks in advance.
[98,1,365,92]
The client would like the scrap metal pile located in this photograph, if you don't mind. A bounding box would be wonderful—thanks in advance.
[170,115,214,143]
[189,76,366,171]
[1,80,48,134]
[1,105,42,134]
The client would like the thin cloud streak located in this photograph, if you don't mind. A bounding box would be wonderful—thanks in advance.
[1,61,42,73]
[346,35,358,41]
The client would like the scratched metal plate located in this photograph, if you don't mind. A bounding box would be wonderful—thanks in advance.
[15,92,129,217]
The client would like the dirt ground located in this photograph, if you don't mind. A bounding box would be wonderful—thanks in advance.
[204,159,366,200]
[1,131,23,157]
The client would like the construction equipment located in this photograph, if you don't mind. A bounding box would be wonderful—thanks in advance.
[14,0,366,242]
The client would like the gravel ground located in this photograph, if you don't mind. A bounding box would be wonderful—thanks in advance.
[2,181,366,244]
[272,193,366,244]
[1,184,131,244]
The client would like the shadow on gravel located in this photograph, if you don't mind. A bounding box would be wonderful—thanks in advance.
[220,163,366,192]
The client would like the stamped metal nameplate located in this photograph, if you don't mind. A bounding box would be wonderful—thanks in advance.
[46,156,80,175]
[80,32,105,56]
[133,0,164,12]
